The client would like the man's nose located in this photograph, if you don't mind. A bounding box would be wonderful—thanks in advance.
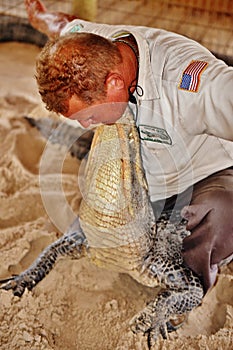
[78,119,93,128]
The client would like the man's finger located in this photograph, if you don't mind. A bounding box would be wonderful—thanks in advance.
[181,204,211,230]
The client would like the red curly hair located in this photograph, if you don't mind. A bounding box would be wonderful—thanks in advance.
[36,32,122,114]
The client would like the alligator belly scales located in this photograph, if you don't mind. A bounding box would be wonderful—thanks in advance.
[1,107,204,347]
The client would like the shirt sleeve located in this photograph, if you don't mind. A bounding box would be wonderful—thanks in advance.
[177,56,233,141]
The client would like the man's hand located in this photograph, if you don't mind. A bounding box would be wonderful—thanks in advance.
[24,0,77,38]
[181,189,233,292]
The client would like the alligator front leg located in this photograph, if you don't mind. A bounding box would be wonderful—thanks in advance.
[130,284,203,348]
[0,218,87,297]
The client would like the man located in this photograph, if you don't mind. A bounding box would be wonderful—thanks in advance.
[25,0,233,292]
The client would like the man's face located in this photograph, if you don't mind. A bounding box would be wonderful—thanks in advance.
[63,95,127,128]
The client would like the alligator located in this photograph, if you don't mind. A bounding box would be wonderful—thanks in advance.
[1,107,204,348]
[24,115,94,160]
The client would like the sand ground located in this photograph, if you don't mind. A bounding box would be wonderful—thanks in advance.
[0,42,232,350]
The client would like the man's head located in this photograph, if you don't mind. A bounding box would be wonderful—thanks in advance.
[36,32,138,127]
[36,32,135,126]
[36,32,122,112]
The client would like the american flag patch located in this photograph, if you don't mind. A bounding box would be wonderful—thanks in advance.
[179,60,208,92]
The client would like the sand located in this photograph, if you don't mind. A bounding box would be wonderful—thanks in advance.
[0,42,232,350]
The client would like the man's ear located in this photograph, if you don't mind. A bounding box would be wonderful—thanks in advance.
[105,73,125,93]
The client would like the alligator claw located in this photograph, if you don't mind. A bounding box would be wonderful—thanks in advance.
[0,274,33,297]
[0,276,17,285]
[130,300,187,348]
[1,276,23,296]
[130,311,168,347]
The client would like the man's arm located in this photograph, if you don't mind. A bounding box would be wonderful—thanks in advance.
[24,0,77,38]
[181,170,233,293]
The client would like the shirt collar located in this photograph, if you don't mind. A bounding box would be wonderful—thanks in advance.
[127,30,160,101]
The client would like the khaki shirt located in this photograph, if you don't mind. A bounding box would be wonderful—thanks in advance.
[61,20,233,201]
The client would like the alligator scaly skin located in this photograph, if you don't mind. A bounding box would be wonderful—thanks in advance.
[78,109,155,276]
